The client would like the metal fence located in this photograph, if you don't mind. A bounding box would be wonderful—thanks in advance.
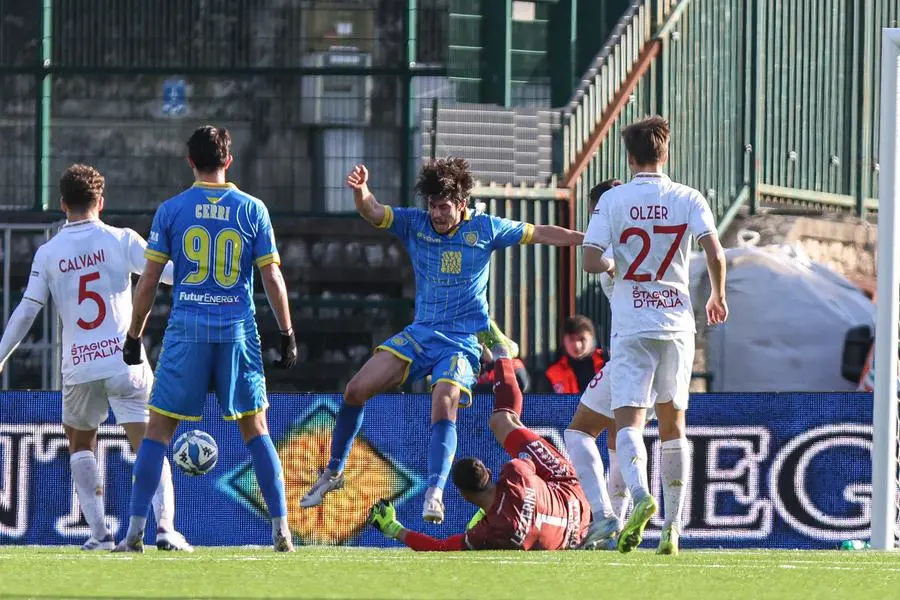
[0,0,452,213]
[561,0,898,334]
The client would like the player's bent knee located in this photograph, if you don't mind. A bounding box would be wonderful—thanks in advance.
[145,412,180,444]
[567,404,609,438]
[238,411,269,443]
[64,426,97,453]
[430,382,460,422]
[343,378,370,407]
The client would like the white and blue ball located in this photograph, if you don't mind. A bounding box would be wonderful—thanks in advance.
[173,430,218,476]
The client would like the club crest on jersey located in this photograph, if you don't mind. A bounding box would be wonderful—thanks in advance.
[391,336,407,346]
[464,232,479,246]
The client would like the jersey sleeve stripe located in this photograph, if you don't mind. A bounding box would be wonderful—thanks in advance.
[376,206,394,229]
[582,242,606,251]
[254,252,281,268]
[695,230,715,241]
[22,296,44,306]
[519,223,535,245]
[144,248,169,264]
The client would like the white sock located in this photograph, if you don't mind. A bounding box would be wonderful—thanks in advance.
[660,437,690,526]
[615,427,650,502]
[607,449,630,522]
[425,486,443,504]
[563,429,615,521]
[272,516,289,539]
[151,458,175,533]
[69,450,108,540]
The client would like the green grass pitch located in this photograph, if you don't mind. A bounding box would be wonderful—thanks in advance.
[1,546,900,599]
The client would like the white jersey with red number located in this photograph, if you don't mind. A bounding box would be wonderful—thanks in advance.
[24,219,164,385]
[584,173,716,338]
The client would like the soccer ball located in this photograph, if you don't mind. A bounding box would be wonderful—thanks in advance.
[173,430,218,476]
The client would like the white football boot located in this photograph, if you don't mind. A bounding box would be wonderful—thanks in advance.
[299,470,345,508]
[156,530,194,552]
[81,534,115,551]
[422,496,445,524]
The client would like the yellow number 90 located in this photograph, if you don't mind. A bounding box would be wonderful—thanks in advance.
[182,227,243,287]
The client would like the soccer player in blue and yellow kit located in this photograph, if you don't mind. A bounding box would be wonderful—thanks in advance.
[301,158,584,523]
[114,126,298,552]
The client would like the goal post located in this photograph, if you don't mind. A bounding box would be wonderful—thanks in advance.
[872,27,900,551]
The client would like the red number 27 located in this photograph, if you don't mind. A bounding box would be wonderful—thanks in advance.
[620,224,688,282]
[77,271,107,330]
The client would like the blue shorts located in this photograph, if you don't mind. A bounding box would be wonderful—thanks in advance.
[376,324,480,406]
[150,336,268,421]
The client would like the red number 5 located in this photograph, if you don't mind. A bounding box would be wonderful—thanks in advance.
[77,271,106,330]
[620,224,688,282]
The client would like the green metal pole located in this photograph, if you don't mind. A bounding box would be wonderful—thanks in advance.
[748,0,761,215]
[482,0,511,106]
[400,0,417,207]
[35,0,52,211]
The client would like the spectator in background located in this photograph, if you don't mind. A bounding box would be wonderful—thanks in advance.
[545,316,606,394]
[474,346,530,394]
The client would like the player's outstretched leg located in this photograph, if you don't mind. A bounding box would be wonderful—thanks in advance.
[301,350,406,509]
[424,382,459,524]
[115,414,179,553]
[66,426,114,550]
[614,420,656,553]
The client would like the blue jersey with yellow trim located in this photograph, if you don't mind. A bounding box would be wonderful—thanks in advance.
[377,206,533,334]
[145,182,279,343]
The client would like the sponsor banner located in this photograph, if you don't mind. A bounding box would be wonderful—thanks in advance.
[0,392,881,548]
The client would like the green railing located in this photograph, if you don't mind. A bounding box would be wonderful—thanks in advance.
[562,0,898,335]
[0,0,451,213]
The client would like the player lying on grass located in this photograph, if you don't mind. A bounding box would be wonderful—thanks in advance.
[367,345,591,550]
[301,158,583,524]
[0,164,190,551]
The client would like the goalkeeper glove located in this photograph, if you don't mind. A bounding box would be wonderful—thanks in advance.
[466,508,486,530]
[273,328,297,369]
[367,499,404,539]
[122,334,143,365]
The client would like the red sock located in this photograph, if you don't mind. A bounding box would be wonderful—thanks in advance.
[492,359,522,417]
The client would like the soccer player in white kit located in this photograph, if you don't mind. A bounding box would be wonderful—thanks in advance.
[0,164,190,551]
[582,117,728,555]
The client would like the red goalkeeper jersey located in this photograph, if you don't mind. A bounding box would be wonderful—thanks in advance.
[462,428,590,551]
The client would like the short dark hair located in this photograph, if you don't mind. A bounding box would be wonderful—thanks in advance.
[187,125,231,173]
[563,315,596,338]
[621,115,669,165]
[415,156,474,205]
[452,457,491,493]
[589,178,623,210]
[59,164,104,212]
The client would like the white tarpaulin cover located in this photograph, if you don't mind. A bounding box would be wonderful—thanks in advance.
[689,243,875,392]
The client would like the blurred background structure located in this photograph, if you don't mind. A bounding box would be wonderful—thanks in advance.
[0,0,894,394]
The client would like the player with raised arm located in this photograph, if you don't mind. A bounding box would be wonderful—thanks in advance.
[367,347,591,550]
[113,126,299,553]
[582,116,728,555]
[0,164,190,551]
[300,158,584,524]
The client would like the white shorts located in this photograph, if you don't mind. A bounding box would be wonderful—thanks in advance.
[610,335,694,412]
[62,365,153,430]
[579,358,657,420]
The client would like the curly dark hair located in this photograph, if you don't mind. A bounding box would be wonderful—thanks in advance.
[59,164,104,212]
[415,156,474,205]
[187,125,231,173]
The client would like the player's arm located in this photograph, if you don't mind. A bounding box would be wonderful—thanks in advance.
[128,260,164,341]
[367,500,466,551]
[0,252,50,372]
[582,201,613,274]
[347,164,389,227]
[528,225,584,247]
[691,193,728,325]
[260,263,297,369]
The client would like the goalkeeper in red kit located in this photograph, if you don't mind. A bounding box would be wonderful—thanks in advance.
[367,343,592,551]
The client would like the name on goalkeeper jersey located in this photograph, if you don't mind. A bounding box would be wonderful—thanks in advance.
[178,291,240,304]
[632,286,684,309]
[71,336,121,365]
